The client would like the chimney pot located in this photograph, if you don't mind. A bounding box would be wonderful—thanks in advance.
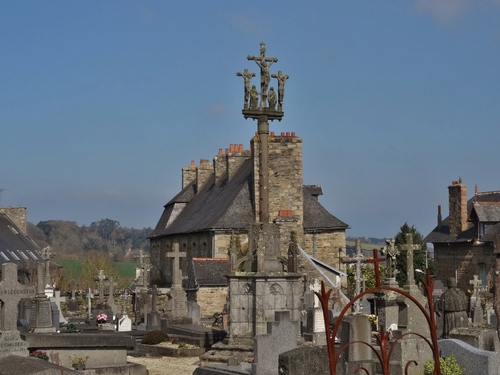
[286,132,290,136]
[281,132,285,136]
[190,160,195,167]
[291,132,296,137]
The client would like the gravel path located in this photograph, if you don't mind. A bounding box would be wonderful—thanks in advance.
[127,355,200,375]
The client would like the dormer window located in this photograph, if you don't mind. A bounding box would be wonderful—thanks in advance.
[478,222,485,239]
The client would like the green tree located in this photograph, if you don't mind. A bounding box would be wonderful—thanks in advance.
[394,222,434,287]
[346,264,386,298]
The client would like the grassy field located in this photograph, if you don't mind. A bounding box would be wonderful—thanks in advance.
[55,258,136,283]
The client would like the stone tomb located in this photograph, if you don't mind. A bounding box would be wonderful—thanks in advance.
[0,262,36,358]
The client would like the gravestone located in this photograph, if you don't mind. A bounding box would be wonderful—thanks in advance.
[439,338,500,375]
[0,262,36,357]
[338,314,374,374]
[303,278,326,345]
[41,246,55,298]
[252,311,298,375]
[67,279,79,312]
[87,288,94,319]
[343,239,368,314]
[50,290,67,325]
[146,285,161,331]
[165,243,191,323]
[395,233,428,336]
[31,262,56,333]
[118,314,132,332]
[93,269,109,309]
[105,277,119,316]
[470,275,484,325]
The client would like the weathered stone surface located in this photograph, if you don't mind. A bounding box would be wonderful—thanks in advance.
[278,345,329,375]
[439,338,500,375]
[0,354,81,375]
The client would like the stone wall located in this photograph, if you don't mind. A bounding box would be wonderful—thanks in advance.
[197,286,228,319]
[434,242,494,290]
[303,231,346,270]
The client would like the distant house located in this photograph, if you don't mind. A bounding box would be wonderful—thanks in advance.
[0,207,43,285]
[149,132,349,316]
[424,180,500,290]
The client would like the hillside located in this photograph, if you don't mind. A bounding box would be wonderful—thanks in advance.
[26,218,152,262]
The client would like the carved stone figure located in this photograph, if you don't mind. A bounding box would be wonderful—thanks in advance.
[268,87,277,110]
[247,42,278,108]
[236,68,255,109]
[249,85,259,110]
[437,277,469,337]
[271,70,289,110]
[380,238,398,278]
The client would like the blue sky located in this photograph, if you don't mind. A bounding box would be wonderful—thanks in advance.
[1,1,499,240]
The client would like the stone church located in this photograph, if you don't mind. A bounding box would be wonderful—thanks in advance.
[149,131,349,314]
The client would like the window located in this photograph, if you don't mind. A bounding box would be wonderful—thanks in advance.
[478,222,485,239]
[479,263,487,286]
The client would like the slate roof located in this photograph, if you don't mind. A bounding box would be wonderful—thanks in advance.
[424,191,500,244]
[192,258,230,286]
[151,159,348,238]
[0,213,42,268]
[303,185,349,232]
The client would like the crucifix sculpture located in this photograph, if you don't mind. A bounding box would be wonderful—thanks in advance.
[237,42,288,224]
[236,43,290,273]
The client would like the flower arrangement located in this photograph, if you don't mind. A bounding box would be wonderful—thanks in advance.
[30,350,49,361]
[96,312,108,323]
[367,314,378,326]
[69,355,89,366]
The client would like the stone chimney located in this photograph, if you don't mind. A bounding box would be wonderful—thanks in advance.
[0,207,27,233]
[448,179,468,237]
[182,160,196,190]
[227,144,248,181]
[214,148,226,185]
[196,159,212,193]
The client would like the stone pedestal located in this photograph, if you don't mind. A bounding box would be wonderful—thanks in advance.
[338,315,374,375]
[396,284,429,336]
[375,278,400,331]
[226,272,302,347]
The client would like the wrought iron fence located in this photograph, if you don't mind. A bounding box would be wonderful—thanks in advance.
[314,249,441,375]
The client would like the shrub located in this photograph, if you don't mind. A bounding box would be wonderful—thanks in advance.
[141,330,168,345]
[424,355,462,375]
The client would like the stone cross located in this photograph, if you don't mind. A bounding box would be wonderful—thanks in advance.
[120,290,131,314]
[87,288,94,319]
[470,274,482,293]
[40,246,55,287]
[397,233,421,287]
[342,239,367,313]
[0,263,36,330]
[70,279,77,300]
[94,270,107,304]
[132,247,151,287]
[50,290,67,324]
[166,243,186,287]
[247,42,278,108]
